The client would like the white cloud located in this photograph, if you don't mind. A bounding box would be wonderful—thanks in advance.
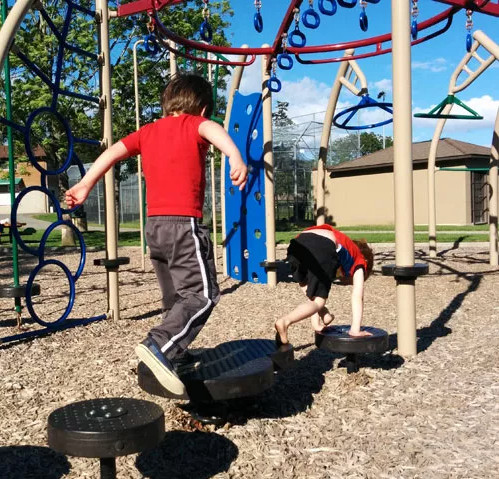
[413,95,498,134]
[412,58,448,72]
[370,78,392,96]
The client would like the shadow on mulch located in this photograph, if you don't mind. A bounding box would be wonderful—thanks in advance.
[216,347,404,425]
[136,430,238,478]
[0,446,70,479]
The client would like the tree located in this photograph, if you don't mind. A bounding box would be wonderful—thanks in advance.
[328,132,393,165]
[1,0,233,243]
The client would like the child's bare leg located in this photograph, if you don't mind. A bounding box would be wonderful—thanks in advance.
[275,296,326,344]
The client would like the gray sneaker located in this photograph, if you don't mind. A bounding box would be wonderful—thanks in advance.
[135,337,186,396]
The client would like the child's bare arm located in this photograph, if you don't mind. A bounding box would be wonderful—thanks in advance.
[349,268,372,337]
[65,141,129,208]
[199,120,247,190]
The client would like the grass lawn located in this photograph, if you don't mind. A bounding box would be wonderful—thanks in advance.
[5,226,490,250]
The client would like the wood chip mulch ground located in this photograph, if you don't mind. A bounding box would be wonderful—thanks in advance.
[1,243,498,478]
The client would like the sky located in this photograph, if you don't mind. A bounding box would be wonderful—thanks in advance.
[217,0,498,147]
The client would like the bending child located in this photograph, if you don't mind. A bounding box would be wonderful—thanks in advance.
[275,224,374,344]
[66,74,247,396]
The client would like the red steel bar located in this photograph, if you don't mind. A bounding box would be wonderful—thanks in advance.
[433,0,499,17]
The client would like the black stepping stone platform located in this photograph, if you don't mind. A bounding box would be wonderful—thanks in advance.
[0,283,40,298]
[48,397,164,479]
[316,325,389,373]
[138,338,294,403]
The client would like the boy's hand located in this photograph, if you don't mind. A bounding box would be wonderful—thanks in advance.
[230,162,248,191]
[348,329,373,337]
[65,182,91,208]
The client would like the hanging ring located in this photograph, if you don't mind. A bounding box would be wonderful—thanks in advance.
[359,10,368,32]
[302,8,320,29]
[268,75,282,93]
[318,0,337,15]
[277,52,293,70]
[200,20,213,42]
[254,12,263,32]
[288,27,306,48]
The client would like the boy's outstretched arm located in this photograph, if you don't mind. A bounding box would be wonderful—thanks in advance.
[199,120,247,190]
[349,268,372,337]
[65,141,129,208]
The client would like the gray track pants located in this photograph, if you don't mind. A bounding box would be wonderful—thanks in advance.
[146,216,220,360]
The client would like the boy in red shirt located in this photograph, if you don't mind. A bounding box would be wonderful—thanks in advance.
[66,74,247,396]
[275,225,374,344]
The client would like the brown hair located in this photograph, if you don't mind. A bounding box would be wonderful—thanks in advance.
[354,239,374,280]
[161,74,214,118]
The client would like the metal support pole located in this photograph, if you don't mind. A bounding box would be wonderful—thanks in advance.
[316,50,354,225]
[133,39,146,271]
[391,0,417,357]
[489,108,499,266]
[97,0,120,319]
[261,48,276,288]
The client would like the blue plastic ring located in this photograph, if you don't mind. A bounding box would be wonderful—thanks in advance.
[25,107,74,176]
[11,185,63,256]
[200,20,213,43]
[318,0,337,15]
[411,19,418,40]
[254,12,263,32]
[277,52,293,70]
[466,33,472,52]
[338,0,357,8]
[268,76,282,93]
[26,259,76,327]
[38,219,86,282]
[359,10,368,32]
[144,34,159,55]
[302,9,320,29]
[288,28,306,48]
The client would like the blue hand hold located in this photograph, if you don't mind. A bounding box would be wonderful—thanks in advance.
[200,19,213,43]
[302,8,321,29]
[411,19,418,40]
[288,27,306,48]
[268,75,282,93]
[254,12,263,32]
[359,10,368,32]
[318,0,337,15]
[277,52,293,70]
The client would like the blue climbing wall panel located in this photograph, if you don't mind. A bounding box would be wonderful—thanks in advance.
[225,91,267,284]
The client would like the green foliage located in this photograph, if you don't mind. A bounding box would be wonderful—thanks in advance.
[329,132,393,165]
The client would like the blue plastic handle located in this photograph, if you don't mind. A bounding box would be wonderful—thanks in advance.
[144,33,159,55]
[302,8,321,29]
[200,19,213,42]
[288,27,306,48]
[411,19,418,40]
[359,10,368,32]
[268,75,282,93]
[466,32,472,52]
[337,0,357,8]
[254,12,263,32]
[277,52,293,70]
[318,0,337,15]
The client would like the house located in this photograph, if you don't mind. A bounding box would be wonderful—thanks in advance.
[0,145,58,215]
[314,138,491,226]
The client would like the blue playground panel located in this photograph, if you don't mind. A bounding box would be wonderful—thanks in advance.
[224,92,267,284]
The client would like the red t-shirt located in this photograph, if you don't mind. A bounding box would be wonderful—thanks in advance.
[121,114,210,217]
[304,224,367,277]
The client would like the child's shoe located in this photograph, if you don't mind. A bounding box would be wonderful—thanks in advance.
[135,337,186,396]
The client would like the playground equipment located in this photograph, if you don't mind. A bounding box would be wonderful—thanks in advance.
[417,30,499,262]
[316,325,389,373]
[137,338,294,425]
[48,397,164,479]
[1,0,496,358]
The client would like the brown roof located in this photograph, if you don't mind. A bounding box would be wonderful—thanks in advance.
[0,145,46,159]
[328,138,490,173]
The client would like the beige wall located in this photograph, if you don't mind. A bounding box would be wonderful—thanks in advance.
[313,166,474,226]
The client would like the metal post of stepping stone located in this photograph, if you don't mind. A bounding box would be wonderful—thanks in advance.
[47,397,164,479]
